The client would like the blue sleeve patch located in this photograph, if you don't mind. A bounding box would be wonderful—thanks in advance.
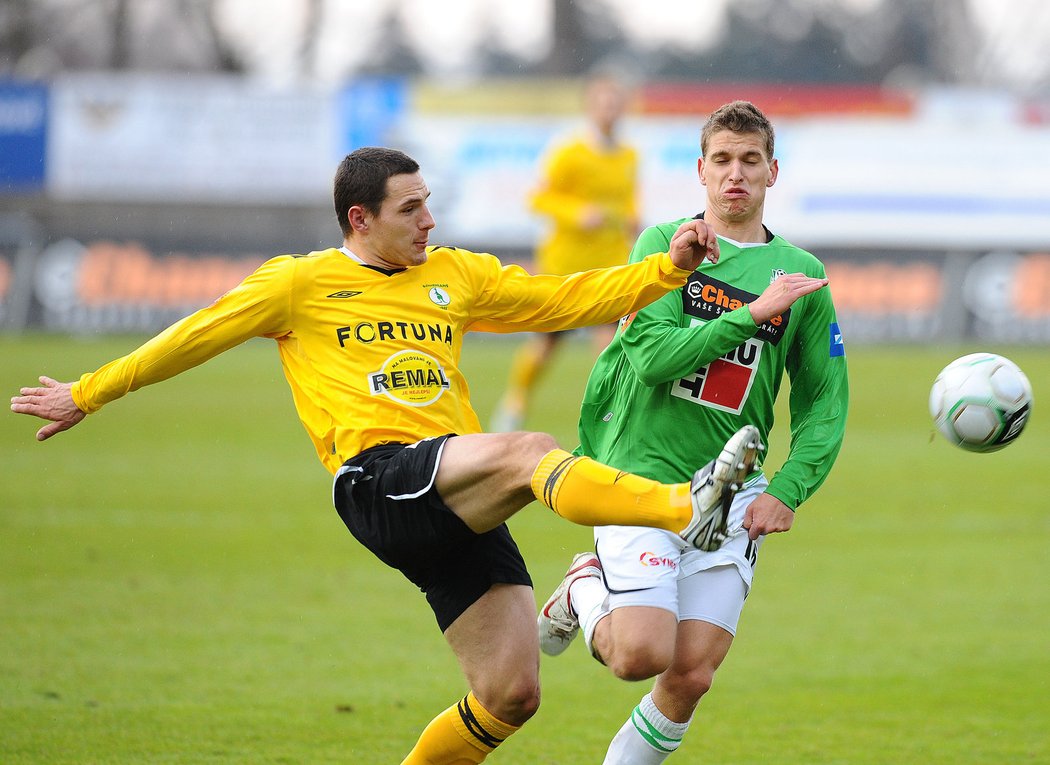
[829,322,845,357]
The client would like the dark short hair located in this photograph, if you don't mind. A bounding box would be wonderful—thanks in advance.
[333,147,420,237]
[700,101,775,161]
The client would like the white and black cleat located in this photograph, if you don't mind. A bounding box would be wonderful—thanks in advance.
[680,425,764,551]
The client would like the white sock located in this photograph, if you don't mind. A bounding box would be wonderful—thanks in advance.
[602,692,691,765]
[568,575,608,654]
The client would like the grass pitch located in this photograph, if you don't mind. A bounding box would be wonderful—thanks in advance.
[2,334,1048,764]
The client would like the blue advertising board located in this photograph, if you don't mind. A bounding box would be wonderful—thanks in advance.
[338,77,407,153]
[0,80,47,192]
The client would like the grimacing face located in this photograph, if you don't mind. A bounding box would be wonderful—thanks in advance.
[698,129,778,225]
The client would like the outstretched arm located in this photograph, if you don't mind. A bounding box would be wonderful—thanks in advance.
[467,222,718,335]
[11,256,295,442]
[11,376,86,441]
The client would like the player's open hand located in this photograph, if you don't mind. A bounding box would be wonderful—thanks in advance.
[10,376,86,441]
[668,219,719,271]
[748,272,829,326]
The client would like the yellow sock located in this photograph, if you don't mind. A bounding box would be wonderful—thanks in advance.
[506,341,545,402]
[530,449,691,533]
[401,692,520,765]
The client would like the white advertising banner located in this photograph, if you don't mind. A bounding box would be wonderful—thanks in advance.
[49,74,336,204]
[766,120,1050,250]
[44,76,1050,250]
[399,114,1050,252]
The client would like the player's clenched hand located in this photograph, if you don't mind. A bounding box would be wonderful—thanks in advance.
[668,219,719,271]
[742,492,794,540]
[748,272,829,325]
[10,376,86,441]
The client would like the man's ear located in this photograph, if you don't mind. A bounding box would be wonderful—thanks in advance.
[347,205,369,233]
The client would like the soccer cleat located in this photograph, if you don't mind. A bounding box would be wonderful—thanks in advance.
[680,425,764,552]
[537,552,602,656]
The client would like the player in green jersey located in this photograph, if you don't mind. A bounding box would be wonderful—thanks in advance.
[538,101,849,764]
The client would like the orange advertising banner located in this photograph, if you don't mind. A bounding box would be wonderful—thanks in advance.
[5,240,1050,343]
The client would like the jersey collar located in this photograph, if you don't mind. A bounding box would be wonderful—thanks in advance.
[694,211,774,244]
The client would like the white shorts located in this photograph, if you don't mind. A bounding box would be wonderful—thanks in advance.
[593,475,768,636]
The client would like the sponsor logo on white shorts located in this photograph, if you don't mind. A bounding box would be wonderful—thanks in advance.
[638,551,677,569]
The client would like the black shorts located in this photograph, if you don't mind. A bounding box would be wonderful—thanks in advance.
[332,434,533,632]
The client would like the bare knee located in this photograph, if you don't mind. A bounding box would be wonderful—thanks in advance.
[440,431,561,517]
[505,431,560,496]
[658,663,716,706]
[517,431,559,461]
[482,431,558,477]
[605,641,674,683]
[593,610,679,682]
[478,677,541,726]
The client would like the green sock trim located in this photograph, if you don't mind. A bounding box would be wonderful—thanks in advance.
[631,705,681,753]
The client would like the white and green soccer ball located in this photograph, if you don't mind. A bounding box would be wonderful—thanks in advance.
[929,353,1033,453]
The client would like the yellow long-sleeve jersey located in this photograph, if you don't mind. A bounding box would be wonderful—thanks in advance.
[530,134,639,275]
[72,245,691,474]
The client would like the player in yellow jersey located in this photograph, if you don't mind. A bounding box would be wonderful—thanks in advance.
[492,72,640,431]
[11,147,762,764]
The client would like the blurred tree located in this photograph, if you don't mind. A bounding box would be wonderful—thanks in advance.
[0,0,1044,93]
[626,0,982,86]
[536,0,587,75]
[0,0,243,78]
[353,6,423,77]
[110,0,130,69]
[181,0,244,74]
[537,0,633,77]
[0,0,34,72]
[647,7,880,83]
[297,0,324,82]
[478,42,530,78]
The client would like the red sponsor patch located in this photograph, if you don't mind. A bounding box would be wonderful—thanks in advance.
[699,359,751,411]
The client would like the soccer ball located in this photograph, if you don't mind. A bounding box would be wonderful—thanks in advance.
[929,353,1033,452]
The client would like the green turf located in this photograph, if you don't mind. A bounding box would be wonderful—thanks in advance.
[2,334,1048,763]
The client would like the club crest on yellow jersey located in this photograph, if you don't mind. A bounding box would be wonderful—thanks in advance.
[428,286,451,307]
[367,350,451,407]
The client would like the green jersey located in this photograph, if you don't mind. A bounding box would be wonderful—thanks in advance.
[576,217,849,510]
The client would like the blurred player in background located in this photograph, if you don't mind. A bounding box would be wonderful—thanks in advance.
[491,71,640,432]
[537,101,849,764]
[11,147,755,764]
